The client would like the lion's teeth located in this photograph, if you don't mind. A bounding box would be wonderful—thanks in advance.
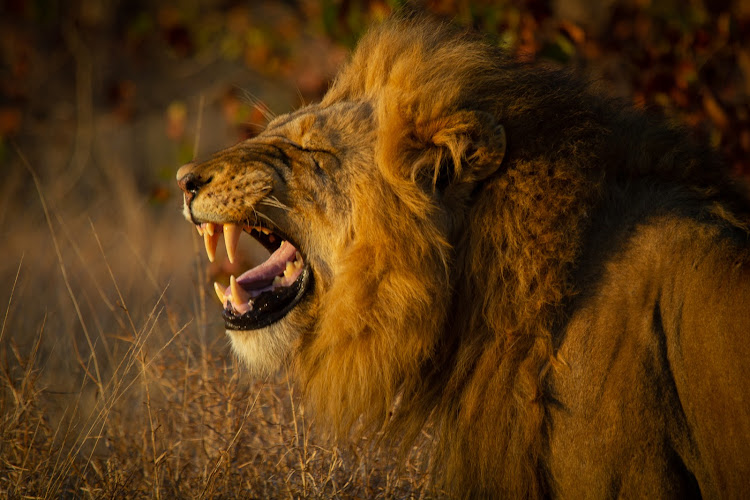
[230,275,249,306]
[205,222,215,236]
[204,230,219,262]
[284,261,295,277]
[260,227,271,235]
[214,282,226,304]
[196,225,204,236]
[223,223,241,264]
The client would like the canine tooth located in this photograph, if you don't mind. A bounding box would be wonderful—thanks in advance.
[214,282,226,304]
[223,223,241,264]
[230,275,250,305]
[204,230,220,262]
[205,222,215,236]
[284,261,295,277]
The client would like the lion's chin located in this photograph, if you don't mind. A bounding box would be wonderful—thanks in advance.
[225,298,315,374]
[226,323,299,374]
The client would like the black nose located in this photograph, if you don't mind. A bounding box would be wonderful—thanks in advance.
[177,171,210,205]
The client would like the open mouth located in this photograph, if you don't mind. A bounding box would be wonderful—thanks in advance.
[196,221,313,330]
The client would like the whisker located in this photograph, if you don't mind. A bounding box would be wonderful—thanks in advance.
[268,196,290,210]
[239,88,276,123]
[258,197,290,212]
[249,209,260,228]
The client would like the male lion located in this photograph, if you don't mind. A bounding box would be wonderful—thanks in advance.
[177,15,750,498]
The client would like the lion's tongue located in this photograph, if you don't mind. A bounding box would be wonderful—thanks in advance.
[213,240,304,316]
[237,240,298,290]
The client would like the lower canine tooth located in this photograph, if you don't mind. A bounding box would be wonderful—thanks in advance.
[230,275,250,305]
[284,261,295,277]
[214,282,226,304]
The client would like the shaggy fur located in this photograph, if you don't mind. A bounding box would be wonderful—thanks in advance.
[177,15,750,498]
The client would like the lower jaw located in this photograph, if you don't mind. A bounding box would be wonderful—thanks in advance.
[222,267,313,331]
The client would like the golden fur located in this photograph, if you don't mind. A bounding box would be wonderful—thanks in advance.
[178,15,750,498]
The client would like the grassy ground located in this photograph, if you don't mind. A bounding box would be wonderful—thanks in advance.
[1,0,748,498]
[2,140,436,498]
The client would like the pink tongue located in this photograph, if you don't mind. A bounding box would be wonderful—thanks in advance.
[236,241,297,290]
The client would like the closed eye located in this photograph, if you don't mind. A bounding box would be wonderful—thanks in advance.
[265,136,338,175]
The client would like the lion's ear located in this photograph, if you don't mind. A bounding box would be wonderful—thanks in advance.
[413,110,506,190]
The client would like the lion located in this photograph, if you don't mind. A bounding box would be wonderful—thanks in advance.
[176,15,750,498]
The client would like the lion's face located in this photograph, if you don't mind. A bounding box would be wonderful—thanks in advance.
[177,101,375,372]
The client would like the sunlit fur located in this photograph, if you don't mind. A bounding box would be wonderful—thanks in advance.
[179,14,750,498]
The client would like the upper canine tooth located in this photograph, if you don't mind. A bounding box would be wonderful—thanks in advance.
[230,275,250,306]
[204,230,220,262]
[223,223,241,264]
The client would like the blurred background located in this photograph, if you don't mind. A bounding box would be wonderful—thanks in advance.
[1,0,749,497]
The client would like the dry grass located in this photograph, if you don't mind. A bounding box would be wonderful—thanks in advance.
[0,146,439,499]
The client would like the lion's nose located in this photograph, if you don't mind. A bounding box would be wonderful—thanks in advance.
[177,166,210,205]
[176,162,200,181]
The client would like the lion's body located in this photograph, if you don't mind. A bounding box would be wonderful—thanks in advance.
[178,16,750,498]
[551,216,750,498]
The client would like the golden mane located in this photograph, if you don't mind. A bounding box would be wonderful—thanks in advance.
[298,17,601,497]
[294,15,749,497]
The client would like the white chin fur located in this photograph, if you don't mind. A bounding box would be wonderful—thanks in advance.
[182,201,192,222]
[227,322,299,374]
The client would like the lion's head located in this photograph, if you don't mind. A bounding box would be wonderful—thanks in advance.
[177,18,510,430]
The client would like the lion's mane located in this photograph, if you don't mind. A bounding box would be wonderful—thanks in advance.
[293,15,749,498]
